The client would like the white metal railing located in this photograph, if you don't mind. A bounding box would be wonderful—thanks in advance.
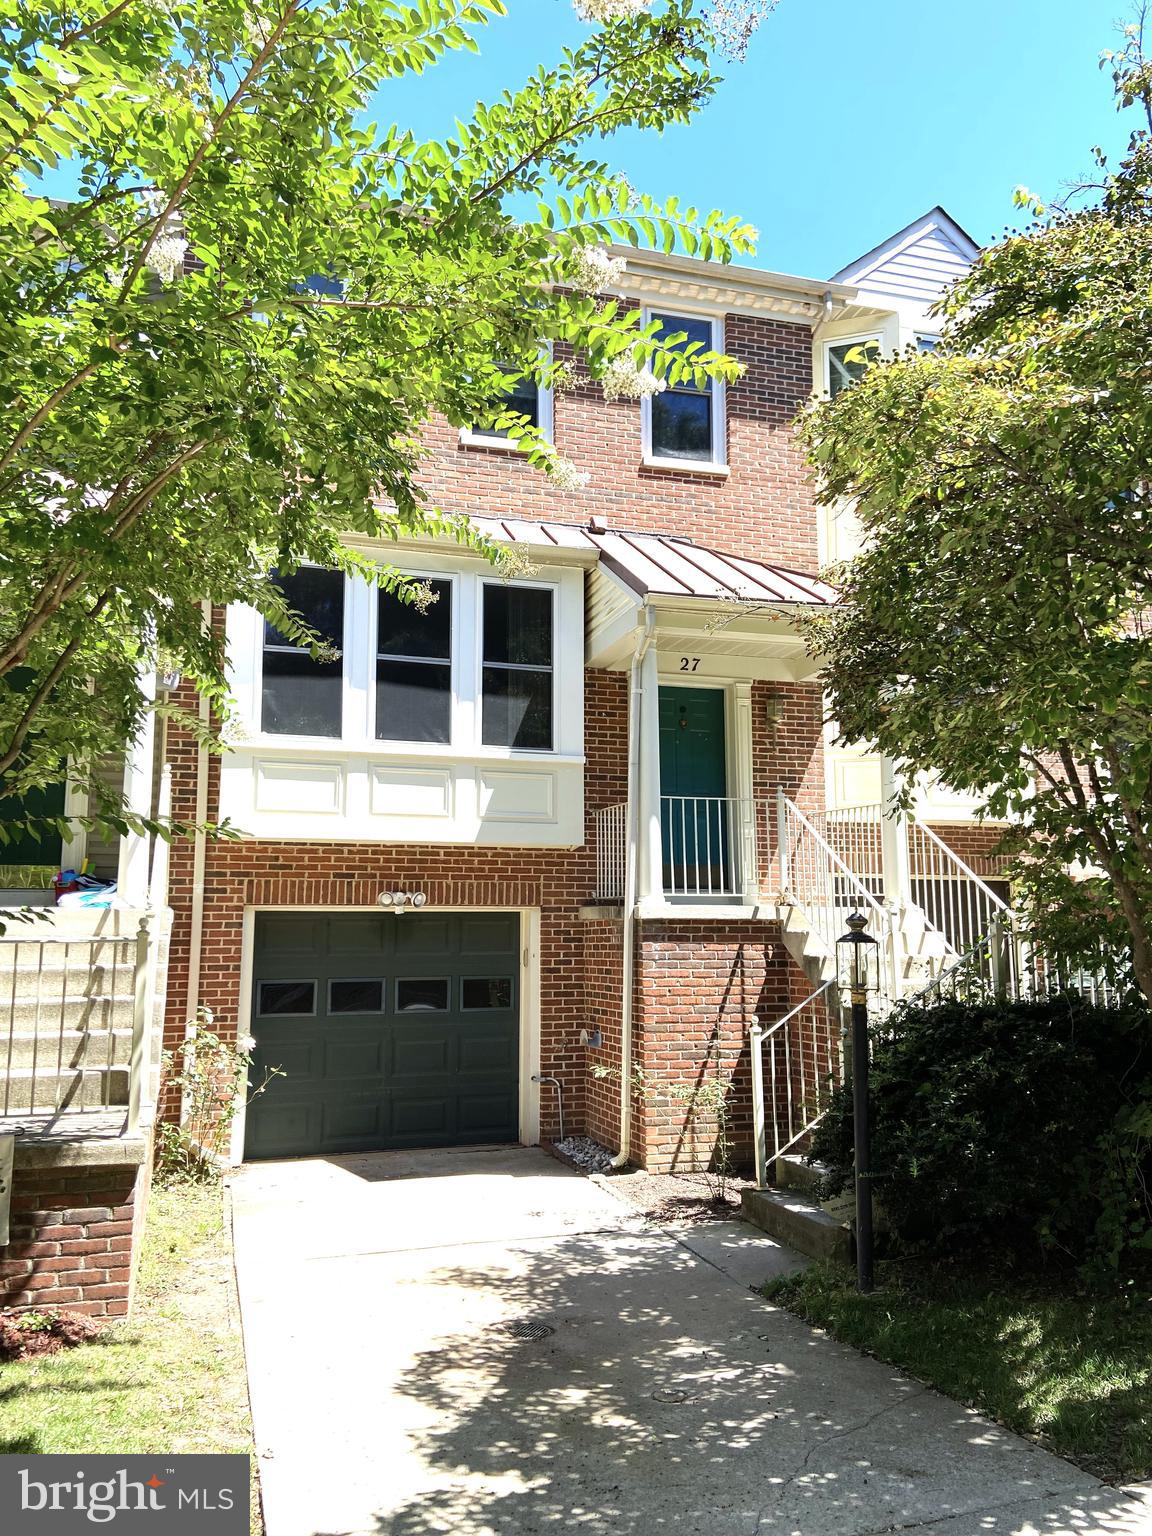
[661,795,746,899]
[812,802,885,900]
[0,915,161,1130]
[913,919,1129,1009]
[749,980,843,1183]
[777,791,897,1002]
[906,818,1011,954]
[594,803,627,902]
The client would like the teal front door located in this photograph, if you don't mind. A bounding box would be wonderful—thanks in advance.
[245,911,520,1159]
[659,687,732,895]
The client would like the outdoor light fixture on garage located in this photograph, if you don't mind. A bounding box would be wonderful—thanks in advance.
[377,890,428,909]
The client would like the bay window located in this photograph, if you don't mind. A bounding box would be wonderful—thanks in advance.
[481,584,554,751]
[375,578,452,744]
[261,567,344,737]
[250,568,563,754]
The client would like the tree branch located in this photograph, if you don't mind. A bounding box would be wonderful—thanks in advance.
[0,590,112,779]
[120,0,304,297]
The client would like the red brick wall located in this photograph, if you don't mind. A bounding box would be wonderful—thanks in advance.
[1,1162,148,1317]
[632,922,808,1173]
[413,313,818,567]
[752,680,824,897]
[929,823,1010,881]
[580,918,626,1150]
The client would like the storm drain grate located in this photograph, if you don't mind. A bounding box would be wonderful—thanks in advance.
[499,1319,556,1342]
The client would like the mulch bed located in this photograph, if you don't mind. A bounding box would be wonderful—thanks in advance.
[594,1165,755,1225]
[543,1136,758,1226]
[0,1310,102,1361]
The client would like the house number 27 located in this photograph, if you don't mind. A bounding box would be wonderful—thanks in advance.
[679,657,700,672]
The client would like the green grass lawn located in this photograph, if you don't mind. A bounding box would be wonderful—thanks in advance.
[0,1180,261,1532]
[767,1260,1152,1484]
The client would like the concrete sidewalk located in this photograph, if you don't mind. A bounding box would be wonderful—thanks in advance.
[229,1147,1150,1536]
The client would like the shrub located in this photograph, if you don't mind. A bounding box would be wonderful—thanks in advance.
[808,994,1152,1271]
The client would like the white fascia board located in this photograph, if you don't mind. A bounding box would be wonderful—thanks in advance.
[343,530,600,571]
[603,246,858,324]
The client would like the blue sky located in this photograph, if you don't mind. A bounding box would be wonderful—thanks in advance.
[381,0,1134,278]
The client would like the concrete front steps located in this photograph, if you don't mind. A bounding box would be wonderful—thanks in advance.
[741,1153,853,1265]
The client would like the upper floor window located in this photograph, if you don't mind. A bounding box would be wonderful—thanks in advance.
[915,333,941,353]
[376,579,452,744]
[644,312,726,468]
[826,336,881,399]
[461,355,553,448]
[481,584,553,751]
[262,568,344,737]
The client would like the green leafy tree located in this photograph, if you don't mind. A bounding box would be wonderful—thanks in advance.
[0,0,766,837]
[799,19,1152,1001]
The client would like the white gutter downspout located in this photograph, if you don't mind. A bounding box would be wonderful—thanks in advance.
[182,600,212,1052]
[611,605,655,1169]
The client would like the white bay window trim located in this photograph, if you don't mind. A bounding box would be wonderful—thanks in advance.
[221,553,584,846]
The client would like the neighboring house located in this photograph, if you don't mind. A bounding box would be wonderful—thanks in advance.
[0,207,1012,1312]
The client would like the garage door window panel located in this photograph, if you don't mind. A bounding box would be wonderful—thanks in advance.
[461,977,514,1010]
[328,978,385,1014]
[262,569,345,738]
[257,980,317,1016]
[396,977,450,1013]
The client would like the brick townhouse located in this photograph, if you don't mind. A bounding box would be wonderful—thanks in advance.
[1,207,1014,1314]
[157,205,1005,1175]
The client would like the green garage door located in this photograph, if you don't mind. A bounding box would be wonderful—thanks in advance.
[244,911,520,1160]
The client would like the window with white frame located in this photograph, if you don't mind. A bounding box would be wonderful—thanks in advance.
[915,333,941,353]
[261,568,345,737]
[481,583,554,751]
[644,311,725,466]
[253,568,560,753]
[375,578,453,744]
[463,357,553,445]
[826,336,881,398]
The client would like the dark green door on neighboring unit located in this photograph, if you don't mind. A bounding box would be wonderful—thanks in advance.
[244,911,520,1159]
[659,686,729,893]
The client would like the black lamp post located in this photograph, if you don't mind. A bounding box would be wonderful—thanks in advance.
[837,910,879,1294]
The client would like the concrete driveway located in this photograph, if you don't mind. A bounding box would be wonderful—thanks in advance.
[229,1147,1150,1536]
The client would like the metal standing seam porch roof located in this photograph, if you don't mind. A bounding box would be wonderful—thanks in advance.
[466,515,838,606]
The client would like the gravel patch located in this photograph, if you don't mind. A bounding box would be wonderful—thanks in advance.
[552,1135,616,1173]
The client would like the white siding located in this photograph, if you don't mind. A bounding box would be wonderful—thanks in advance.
[857,226,973,305]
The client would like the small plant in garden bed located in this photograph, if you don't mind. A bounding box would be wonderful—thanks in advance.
[0,1310,102,1362]
[157,1013,281,1185]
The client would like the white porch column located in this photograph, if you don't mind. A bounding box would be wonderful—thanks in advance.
[879,753,912,916]
[636,643,664,905]
[116,669,158,906]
